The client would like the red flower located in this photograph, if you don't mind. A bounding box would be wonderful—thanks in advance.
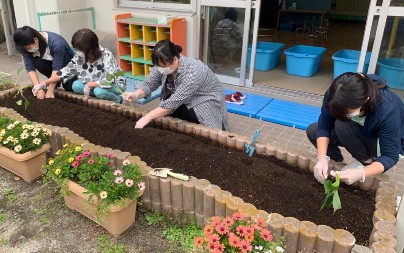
[194,237,204,248]
[106,153,115,158]
[88,159,94,164]
[108,161,114,166]
[82,150,91,157]
[244,226,254,236]
[75,154,83,161]
[260,229,273,242]
[210,216,222,226]
[223,217,234,227]
[236,225,246,237]
[255,218,266,228]
[72,161,79,168]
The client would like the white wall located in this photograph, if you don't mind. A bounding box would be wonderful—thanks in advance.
[13,0,197,56]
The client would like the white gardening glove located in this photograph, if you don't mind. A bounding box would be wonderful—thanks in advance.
[330,164,365,185]
[123,92,139,102]
[115,76,127,92]
[135,115,152,129]
[32,82,46,96]
[83,85,91,98]
[313,155,330,184]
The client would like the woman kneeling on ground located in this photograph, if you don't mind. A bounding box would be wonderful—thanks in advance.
[123,39,228,130]
[41,29,126,103]
[13,26,75,99]
[307,72,404,185]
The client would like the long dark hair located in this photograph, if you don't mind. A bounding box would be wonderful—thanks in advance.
[327,72,382,121]
[151,39,182,66]
[71,29,102,63]
[13,26,47,56]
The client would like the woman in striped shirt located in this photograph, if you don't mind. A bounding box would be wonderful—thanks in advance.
[124,39,228,130]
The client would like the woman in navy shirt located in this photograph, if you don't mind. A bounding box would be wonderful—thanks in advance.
[13,26,75,99]
[307,72,404,185]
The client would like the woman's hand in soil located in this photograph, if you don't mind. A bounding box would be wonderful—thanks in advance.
[135,115,152,129]
[313,155,330,184]
[32,82,46,96]
[331,167,365,185]
[123,92,139,101]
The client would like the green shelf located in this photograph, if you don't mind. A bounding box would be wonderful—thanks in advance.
[125,72,145,81]
[120,55,153,65]
[118,37,131,43]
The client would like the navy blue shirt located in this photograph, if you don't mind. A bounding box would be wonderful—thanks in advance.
[317,74,404,172]
[20,32,74,72]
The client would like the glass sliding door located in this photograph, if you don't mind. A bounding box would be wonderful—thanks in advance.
[197,0,260,86]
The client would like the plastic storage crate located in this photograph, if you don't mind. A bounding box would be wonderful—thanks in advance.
[332,50,371,79]
[377,58,404,90]
[247,42,285,71]
[284,45,327,77]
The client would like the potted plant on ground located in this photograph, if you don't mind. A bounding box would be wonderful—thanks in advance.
[44,144,146,236]
[193,212,285,253]
[0,117,51,182]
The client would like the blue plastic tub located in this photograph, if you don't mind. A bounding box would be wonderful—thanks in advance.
[284,45,327,77]
[247,42,285,71]
[332,50,371,79]
[377,58,404,90]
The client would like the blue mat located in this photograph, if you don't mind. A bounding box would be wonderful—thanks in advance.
[224,89,273,117]
[125,79,162,104]
[256,99,321,130]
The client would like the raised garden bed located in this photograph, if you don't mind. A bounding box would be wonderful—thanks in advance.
[0,90,381,247]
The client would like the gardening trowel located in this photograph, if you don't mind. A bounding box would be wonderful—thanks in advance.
[148,168,189,181]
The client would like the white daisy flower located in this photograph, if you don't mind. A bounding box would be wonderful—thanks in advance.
[14,145,22,153]
[3,140,8,144]
[11,139,19,144]
[6,136,13,141]
[22,124,29,129]
[122,159,130,165]
[20,132,29,139]
[6,124,14,130]
[33,127,41,132]
[31,131,39,137]
[27,125,34,130]
[33,138,41,145]
[275,246,285,252]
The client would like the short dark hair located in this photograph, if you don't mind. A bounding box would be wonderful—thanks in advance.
[327,72,382,121]
[151,39,182,66]
[13,26,47,56]
[71,29,102,63]
[225,8,238,22]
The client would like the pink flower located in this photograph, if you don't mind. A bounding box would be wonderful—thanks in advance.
[125,179,134,187]
[203,225,214,237]
[255,218,266,228]
[108,161,114,166]
[115,177,124,184]
[232,212,244,220]
[72,161,80,168]
[138,182,146,191]
[82,151,91,157]
[194,237,204,248]
[122,159,130,166]
[114,169,123,176]
[239,240,252,252]
[223,217,234,227]
[88,159,94,164]
[215,223,229,235]
[236,226,246,237]
[260,229,273,242]
[75,154,83,161]
[208,234,220,245]
[228,233,241,248]
[211,249,222,253]
[210,216,222,226]
[244,226,254,236]
[106,153,115,158]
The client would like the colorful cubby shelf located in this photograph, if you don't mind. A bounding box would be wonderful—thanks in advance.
[115,13,187,81]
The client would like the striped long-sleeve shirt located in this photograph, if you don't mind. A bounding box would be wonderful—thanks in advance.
[137,55,228,130]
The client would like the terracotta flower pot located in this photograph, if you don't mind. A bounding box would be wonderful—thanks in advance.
[0,143,50,182]
[63,180,141,236]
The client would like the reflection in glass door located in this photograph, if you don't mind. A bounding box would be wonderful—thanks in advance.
[202,7,245,79]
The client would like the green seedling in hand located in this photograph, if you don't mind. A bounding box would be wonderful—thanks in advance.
[321,174,341,213]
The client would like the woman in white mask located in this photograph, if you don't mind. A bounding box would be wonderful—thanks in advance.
[306,72,404,185]
[124,39,228,130]
[13,26,75,99]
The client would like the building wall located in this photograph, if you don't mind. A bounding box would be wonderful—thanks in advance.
[13,0,197,57]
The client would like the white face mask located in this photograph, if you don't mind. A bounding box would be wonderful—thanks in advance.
[26,47,39,53]
[157,66,175,75]
[76,51,85,58]
[348,110,361,118]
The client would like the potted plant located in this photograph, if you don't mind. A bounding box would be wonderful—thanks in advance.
[44,144,146,236]
[193,212,285,253]
[0,117,51,182]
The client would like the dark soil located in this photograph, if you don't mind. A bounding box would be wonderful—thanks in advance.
[0,91,376,245]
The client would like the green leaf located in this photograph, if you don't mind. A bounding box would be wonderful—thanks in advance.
[331,174,340,190]
[17,67,24,75]
[16,100,22,106]
[332,190,342,213]
[324,180,332,194]
[321,192,334,210]
[106,72,114,81]
[24,100,30,110]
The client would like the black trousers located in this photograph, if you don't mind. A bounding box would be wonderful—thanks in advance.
[306,120,378,163]
[33,58,76,91]
[170,104,200,124]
